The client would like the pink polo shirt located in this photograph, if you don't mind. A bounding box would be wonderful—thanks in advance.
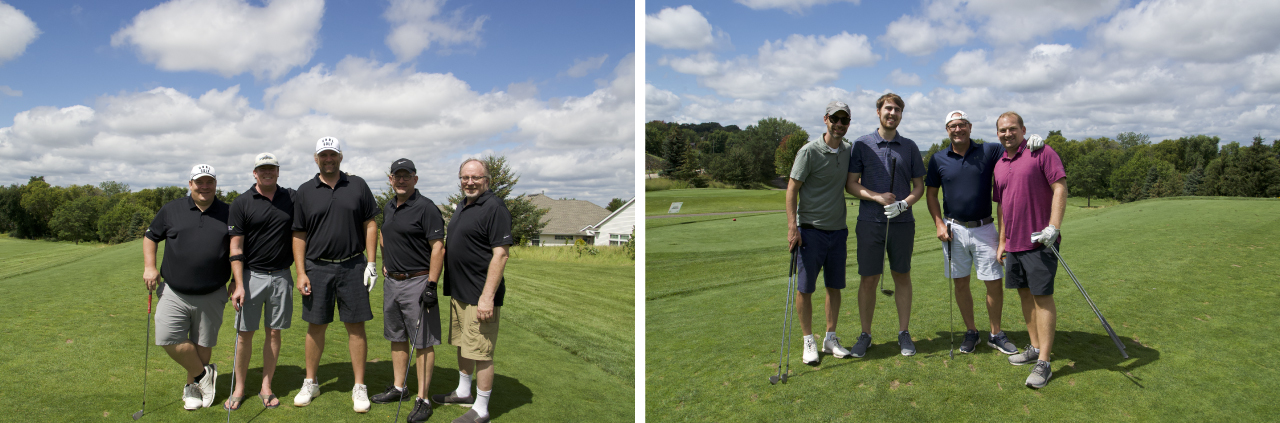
[993,140,1066,253]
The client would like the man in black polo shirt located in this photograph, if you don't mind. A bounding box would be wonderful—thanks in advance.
[368,158,445,423]
[142,164,231,411]
[432,158,512,423]
[290,137,381,413]
[225,152,294,410]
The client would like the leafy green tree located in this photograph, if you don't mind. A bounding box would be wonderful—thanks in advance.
[133,186,188,213]
[97,197,155,244]
[1183,165,1205,196]
[20,177,66,238]
[662,127,687,174]
[706,130,730,155]
[773,129,810,177]
[606,198,626,212]
[1067,149,1111,206]
[645,121,670,156]
[443,155,549,246]
[49,195,107,244]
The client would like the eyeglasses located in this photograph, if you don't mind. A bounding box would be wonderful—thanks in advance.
[391,174,415,181]
[459,176,487,183]
[827,115,851,125]
[947,123,970,130]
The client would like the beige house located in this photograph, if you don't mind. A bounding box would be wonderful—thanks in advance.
[527,194,612,246]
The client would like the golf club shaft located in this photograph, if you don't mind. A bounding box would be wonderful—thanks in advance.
[946,225,954,358]
[880,156,898,294]
[1043,243,1128,359]
[395,311,419,421]
[228,309,241,422]
[137,291,153,420]
[783,250,798,377]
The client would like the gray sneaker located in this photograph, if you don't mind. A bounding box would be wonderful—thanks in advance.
[959,330,979,354]
[849,333,871,358]
[988,331,1019,355]
[1008,345,1040,365]
[1026,360,1052,388]
[898,331,916,356]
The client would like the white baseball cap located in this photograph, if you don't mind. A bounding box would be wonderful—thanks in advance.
[190,164,216,180]
[315,137,342,154]
[254,152,280,168]
[945,110,969,126]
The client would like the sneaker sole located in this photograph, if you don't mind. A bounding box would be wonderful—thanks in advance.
[1009,358,1035,366]
[354,406,370,413]
[988,342,1019,355]
[900,350,916,356]
[822,348,852,358]
[1026,373,1051,389]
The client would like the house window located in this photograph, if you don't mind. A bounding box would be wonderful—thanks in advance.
[610,234,630,241]
[554,235,571,240]
[530,240,540,246]
[610,240,625,246]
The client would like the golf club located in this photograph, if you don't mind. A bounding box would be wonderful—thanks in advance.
[227,307,241,422]
[132,290,154,421]
[394,311,422,423]
[880,156,898,297]
[946,224,954,359]
[1034,235,1129,359]
[769,247,800,385]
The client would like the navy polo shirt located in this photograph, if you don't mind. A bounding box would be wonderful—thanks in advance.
[228,184,296,272]
[381,190,446,274]
[292,172,380,261]
[925,141,1006,222]
[145,196,231,295]
[443,190,513,306]
[848,131,926,223]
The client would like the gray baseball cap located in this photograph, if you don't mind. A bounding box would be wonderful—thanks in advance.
[825,101,851,117]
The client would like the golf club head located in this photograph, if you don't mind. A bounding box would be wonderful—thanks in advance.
[769,375,779,385]
[132,410,143,420]
[781,373,788,383]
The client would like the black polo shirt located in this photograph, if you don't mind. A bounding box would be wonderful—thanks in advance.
[229,184,296,272]
[443,190,513,306]
[292,172,380,261]
[145,196,231,295]
[381,190,446,274]
[924,141,1005,222]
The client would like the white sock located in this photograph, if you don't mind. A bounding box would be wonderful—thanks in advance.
[473,389,492,418]
[393,385,405,391]
[803,334,815,343]
[454,372,472,398]
[825,332,837,341]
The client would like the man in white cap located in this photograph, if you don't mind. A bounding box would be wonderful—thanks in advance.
[924,110,1042,356]
[290,137,381,412]
[142,164,232,410]
[225,153,296,410]
[784,100,855,365]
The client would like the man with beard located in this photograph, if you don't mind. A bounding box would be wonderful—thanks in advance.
[785,100,855,364]
[433,158,513,423]
[142,164,231,410]
[844,93,926,358]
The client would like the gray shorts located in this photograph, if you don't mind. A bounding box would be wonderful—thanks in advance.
[155,283,228,347]
[941,221,1004,281]
[237,268,293,331]
[301,257,373,325]
[856,220,915,276]
[383,274,442,349]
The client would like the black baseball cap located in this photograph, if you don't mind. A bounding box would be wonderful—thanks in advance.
[390,158,416,174]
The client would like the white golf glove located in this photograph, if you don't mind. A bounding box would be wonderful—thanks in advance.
[363,262,377,292]
[1031,225,1059,245]
[1027,134,1045,151]
[883,200,909,219]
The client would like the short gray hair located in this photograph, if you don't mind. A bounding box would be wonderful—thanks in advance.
[458,158,490,178]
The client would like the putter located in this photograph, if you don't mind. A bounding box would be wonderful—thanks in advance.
[880,156,899,297]
[394,312,422,422]
[227,307,242,422]
[946,224,954,359]
[769,248,800,385]
[133,290,154,421]
[1034,235,1129,359]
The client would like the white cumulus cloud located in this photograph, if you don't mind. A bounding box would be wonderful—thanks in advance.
[111,0,323,79]
[1098,0,1280,62]
[384,0,487,63]
[967,0,1122,45]
[646,5,721,50]
[942,44,1077,92]
[889,69,922,86]
[564,54,608,78]
[660,32,879,99]
[645,83,682,121]
[734,0,860,14]
[0,2,40,65]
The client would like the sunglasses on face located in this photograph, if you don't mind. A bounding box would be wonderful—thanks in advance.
[828,115,851,125]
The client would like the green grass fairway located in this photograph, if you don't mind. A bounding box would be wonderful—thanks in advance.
[645,188,792,216]
[0,238,632,421]
[646,194,1280,421]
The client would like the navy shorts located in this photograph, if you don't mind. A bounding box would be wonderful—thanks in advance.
[796,227,848,294]
[856,221,915,276]
[1005,244,1059,296]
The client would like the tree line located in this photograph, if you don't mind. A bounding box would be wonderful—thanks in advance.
[647,119,1280,205]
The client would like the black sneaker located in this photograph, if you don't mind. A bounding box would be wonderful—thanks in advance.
[898,331,916,356]
[370,385,409,404]
[988,331,1019,355]
[430,392,475,406]
[849,333,871,358]
[407,397,433,423]
[959,330,979,354]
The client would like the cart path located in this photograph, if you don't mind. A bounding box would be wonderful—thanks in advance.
[646,210,784,219]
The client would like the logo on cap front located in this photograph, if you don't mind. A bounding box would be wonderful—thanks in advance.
[197,165,212,174]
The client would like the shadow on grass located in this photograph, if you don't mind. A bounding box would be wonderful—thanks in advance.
[922,330,1160,387]
[216,361,533,419]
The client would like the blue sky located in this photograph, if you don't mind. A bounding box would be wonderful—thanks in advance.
[0,0,634,207]
[646,0,1280,149]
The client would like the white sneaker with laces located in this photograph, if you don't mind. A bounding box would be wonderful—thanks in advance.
[294,379,320,407]
[352,384,371,413]
[801,336,819,364]
[197,364,217,408]
[822,335,852,358]
[182,383,203,410]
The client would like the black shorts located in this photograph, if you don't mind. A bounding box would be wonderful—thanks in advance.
[1005,244,1059,296]
[301,256,374,325]
[856,221,915,276]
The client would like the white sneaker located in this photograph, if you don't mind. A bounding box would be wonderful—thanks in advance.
[352,384,371,413]
[197,364,217,408]
[822,335,852,358]
[801,336,819,364]
[294,379,320,407]
[182,383,202,410]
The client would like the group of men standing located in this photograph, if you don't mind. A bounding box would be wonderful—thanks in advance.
[785,94,1067,388]
[142,137,511,422]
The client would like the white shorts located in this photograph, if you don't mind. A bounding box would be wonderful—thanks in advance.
[940,221,1004,281]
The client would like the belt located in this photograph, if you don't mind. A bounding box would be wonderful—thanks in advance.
[387,270,431,281]
[798,223,842,232]
[946,217,993,228]
[315,252,362,263]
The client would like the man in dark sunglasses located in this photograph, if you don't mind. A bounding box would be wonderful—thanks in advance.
[784,100,856,365]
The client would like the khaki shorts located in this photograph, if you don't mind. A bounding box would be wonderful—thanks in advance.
[448,297,500,361]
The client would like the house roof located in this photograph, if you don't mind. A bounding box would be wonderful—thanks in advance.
[527,193,612,236]
[585,197,634,232]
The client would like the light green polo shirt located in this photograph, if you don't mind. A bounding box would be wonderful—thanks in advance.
[789,136,851,231]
